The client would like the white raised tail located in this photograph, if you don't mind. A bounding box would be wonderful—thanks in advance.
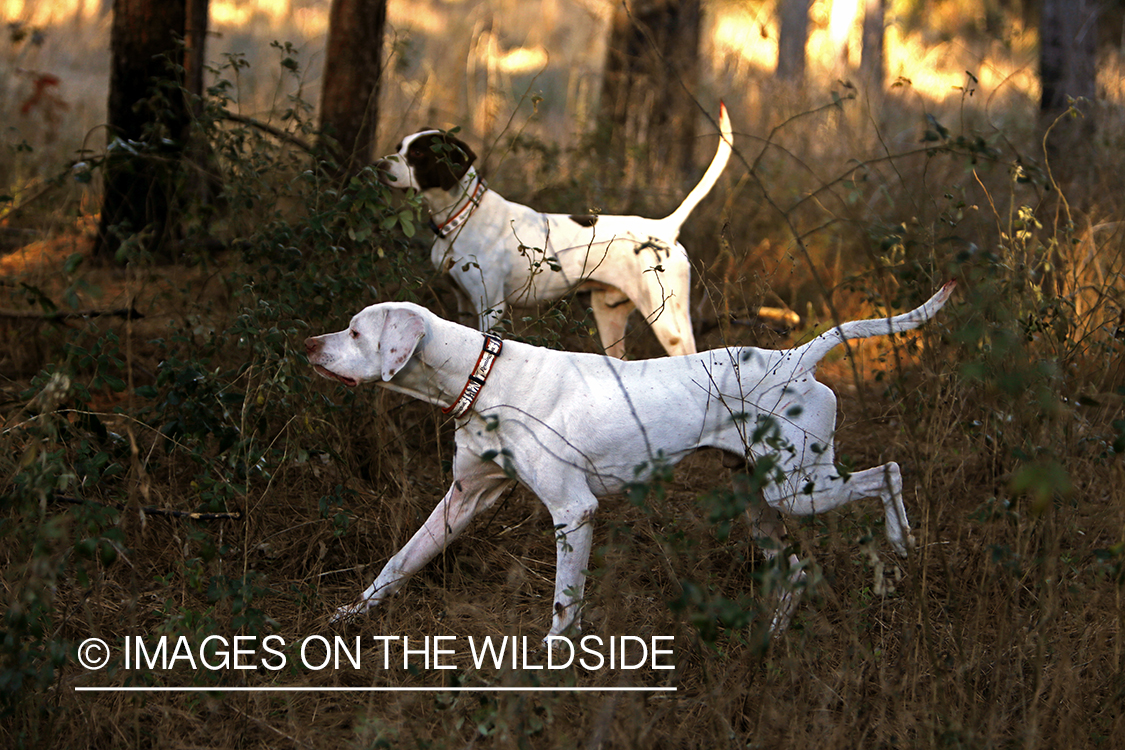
[794,281,956,369]
[659,101,734,234]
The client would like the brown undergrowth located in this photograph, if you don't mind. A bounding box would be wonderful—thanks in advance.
[2,227,1123,748]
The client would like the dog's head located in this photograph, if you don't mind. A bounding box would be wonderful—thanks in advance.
[376,130,477,192]
[305,304,426,386]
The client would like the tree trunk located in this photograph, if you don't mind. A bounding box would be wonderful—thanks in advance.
[1040,0,1097,114]
[776,0,810,84]
[320,0,386,179]
[183,0,220,211]
[598,0,702,182]
[1039,0,1098,181]
[95,0,188,261]
[860,0,885,89]
[184,0,208,112]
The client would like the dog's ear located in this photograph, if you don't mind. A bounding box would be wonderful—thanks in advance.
[379,308,426,381]
[434,132,477,191]
[408,131,478,191]
[444,133,477,165]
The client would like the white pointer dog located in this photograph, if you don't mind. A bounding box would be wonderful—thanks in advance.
[376,105,734,358]
[306,282,955,638]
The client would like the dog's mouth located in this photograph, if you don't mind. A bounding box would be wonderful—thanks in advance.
[313,365,358,388]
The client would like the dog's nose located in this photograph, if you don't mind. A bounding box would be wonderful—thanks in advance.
[304,337,321,356]
[374,159,400,183]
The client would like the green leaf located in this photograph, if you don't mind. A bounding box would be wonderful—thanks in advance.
[1011,461,1073,516]
[398,212,415,238]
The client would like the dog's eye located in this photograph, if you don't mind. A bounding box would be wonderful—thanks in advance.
[350,329,360,339]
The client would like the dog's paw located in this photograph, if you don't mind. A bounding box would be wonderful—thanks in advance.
[889,529,915,558]
[330,602,370,624]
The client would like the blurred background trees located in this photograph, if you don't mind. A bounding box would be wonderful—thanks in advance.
[1039,0,1098,183]
[10,0,1121,264]
[776,0,810,82]
[598,0,702,180]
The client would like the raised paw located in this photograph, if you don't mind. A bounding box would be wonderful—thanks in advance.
[887,526,915,558]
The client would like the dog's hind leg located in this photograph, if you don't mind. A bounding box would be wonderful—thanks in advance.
[633,256,696,356]
[645,297,697,357]
[768,462,914,557]
[730,464,805,636]
[751,501,805,635]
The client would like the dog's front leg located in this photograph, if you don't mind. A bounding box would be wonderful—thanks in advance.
[546,493,599,638]
[590,288,634,359]
[449,283,479,328]
[333,468,513,622]
[476,304,507,336]
[449,264,508,333]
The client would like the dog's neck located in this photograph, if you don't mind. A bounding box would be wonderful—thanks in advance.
[380,310,501,416]
[421,168,483,229]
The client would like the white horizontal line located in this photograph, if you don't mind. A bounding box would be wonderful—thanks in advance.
[75,686,676,693]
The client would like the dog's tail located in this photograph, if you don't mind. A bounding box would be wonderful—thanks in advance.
[794,281,956,368]
[660,102,733,232]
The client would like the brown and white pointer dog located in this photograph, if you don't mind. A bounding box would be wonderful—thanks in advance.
[376,105,734,357]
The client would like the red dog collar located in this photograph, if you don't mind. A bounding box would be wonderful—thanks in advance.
[430,176,487,238]
[443,333,503,418]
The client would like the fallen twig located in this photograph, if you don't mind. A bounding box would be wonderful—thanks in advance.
[51,494,243,522]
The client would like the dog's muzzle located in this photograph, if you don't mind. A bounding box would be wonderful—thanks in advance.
[305,337,360,387]
[374,158,398,186]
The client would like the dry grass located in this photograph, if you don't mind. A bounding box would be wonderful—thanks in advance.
[12,347,1123,748]
[3,220,1123,749]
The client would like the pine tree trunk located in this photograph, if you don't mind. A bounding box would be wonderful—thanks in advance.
[598,0,702,182]
[184,0,208,113]
[1040,0,1097,114]
[860,0,885,89]
[777,0,810,83]
[320,0,386,179]
[1039,0,1098,183]
[95,0,188,261]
